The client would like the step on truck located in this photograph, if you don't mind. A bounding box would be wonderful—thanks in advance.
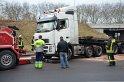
[33,6,107,60]
[0,26,26,70]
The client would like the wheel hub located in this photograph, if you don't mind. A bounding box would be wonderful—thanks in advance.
[1,54,12,66]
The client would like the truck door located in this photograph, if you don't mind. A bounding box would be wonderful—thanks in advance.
[55,19,70,46]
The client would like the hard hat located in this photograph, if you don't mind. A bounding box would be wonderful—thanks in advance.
[19,35,22,37]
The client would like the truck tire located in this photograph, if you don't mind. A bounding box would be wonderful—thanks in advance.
[94,46,102,57]
[85,46,93,58]
[0,50,16,70]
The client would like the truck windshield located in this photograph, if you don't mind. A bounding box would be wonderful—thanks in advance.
[36,21,55,33]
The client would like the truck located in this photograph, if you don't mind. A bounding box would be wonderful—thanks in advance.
[33,6,108,59]
[0,26,26,70]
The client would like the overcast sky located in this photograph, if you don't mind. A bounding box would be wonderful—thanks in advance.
[4,0,124,5]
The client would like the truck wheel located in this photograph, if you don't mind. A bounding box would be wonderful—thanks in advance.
[0,50,16,70]
[67,48,73,60]
[94,46,102,57]
[85,46,93,58]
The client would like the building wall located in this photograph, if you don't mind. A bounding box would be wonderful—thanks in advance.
[120,31,124,40]
[88,24,124,40]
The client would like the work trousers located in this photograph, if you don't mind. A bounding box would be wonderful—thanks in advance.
[35,52,44,69]
[36,52,43,61]
[107,53,115,66]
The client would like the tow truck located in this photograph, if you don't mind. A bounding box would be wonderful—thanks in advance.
[0,26,26,70]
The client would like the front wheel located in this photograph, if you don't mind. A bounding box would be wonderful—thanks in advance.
[0,50,17,70]
[85,46,93,58]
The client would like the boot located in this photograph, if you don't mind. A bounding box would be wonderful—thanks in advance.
[109,62,113,66]
[38,61,43,69]
[112,62,116,66]
[35,61,39,68]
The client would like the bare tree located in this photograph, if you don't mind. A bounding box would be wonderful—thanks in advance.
[77,5,89,23]
[2,2,22,20]
[1,1,124,24]
[77,4,101,24]
[30,4,38,20]
[21,2,32,20]
[113,2,124,23]
[100,4,115,23]
[77,3,124,24]
[86,4,100,24]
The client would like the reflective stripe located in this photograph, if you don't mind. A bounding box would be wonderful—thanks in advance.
[18,40,24,47]
[106,50,114,53]
[112,39,115,43]
[107,60,116,62]
[109,60,116,62]
[108,56,116,62]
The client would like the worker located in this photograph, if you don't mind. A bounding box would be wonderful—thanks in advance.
[11,29,16,37]
[31,36,35,51]
[57,36,69,69]
[34,35,45,69]
[106,36,116,66]
[18,35,24,49]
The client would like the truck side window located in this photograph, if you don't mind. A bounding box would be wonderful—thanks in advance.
[59,20,67,29]
[56,19,67,31]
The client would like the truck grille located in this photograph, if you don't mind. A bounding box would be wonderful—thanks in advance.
[42,39,49,43]
[43,46,48,49]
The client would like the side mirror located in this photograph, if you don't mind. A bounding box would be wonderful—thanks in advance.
[56,21,60,31]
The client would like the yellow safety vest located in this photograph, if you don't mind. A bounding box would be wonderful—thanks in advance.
[106,39,116,53]
[18,39,24,47]
[34,39,45,47]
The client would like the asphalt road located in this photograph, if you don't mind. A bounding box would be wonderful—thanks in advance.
[0,58,124,82]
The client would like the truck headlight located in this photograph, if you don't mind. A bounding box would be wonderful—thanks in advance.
[49,46,52,52]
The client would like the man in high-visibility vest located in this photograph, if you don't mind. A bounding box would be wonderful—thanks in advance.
[34,35,45,69]
[106,36,116,66]
[18,35,24,49]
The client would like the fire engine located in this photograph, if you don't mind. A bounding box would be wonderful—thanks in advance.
[0,26,26,70]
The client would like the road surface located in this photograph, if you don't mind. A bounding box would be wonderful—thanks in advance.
[0,57,124,82]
